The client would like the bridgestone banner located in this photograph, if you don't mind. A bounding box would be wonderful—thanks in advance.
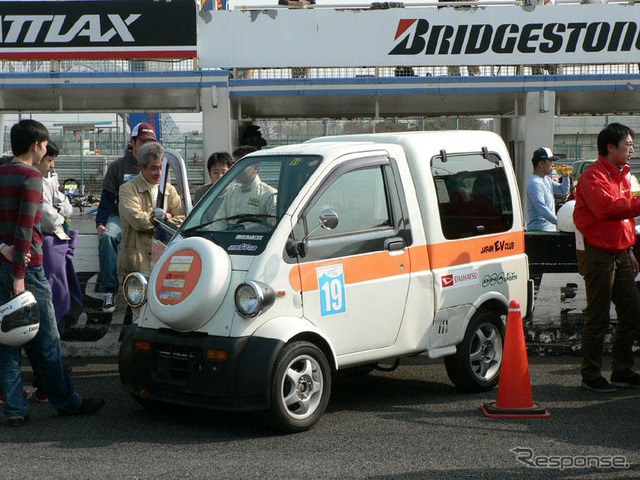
[198,5,640,67]
[0,0,197,59]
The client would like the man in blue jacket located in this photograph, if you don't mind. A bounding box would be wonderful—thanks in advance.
[525,147,570,231]
[95,122,156,312]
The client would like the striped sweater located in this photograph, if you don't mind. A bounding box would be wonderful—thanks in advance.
[0,162,43,278]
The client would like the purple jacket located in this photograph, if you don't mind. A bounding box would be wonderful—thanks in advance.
[42,229,83,323]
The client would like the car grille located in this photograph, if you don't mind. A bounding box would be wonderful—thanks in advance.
[153,343,201,381]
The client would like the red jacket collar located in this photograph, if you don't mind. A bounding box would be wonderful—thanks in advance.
[596,154,630,180]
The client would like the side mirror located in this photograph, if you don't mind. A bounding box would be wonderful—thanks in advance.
[318,209,339,231]
[150,208,167,222]
[287,209,340,259]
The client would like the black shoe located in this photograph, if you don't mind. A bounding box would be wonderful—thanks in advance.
[35,389,48,403]
[611,372,640,388]
[581,376,616,393]
[102,292,116,313]
[4,414,30,427]
[59,398,105,416]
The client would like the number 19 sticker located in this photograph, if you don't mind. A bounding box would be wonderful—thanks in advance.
[317,264,346,316]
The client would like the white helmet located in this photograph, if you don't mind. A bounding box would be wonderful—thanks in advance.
[557,200,576,233]
[0,291,40,346]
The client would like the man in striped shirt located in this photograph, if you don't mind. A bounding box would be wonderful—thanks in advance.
[0,119,104,426]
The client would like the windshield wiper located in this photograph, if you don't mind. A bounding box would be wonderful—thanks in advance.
[215,214,276,224]
[180,219,220,236]
[180,214,277,236]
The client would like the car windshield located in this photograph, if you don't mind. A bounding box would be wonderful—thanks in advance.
[180,155,322,246]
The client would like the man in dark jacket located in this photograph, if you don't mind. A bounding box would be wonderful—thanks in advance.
[95,122,156,312]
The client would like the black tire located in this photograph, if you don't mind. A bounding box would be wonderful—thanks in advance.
[269,341,331,433]
[444,310,504,393]
[130,394,171,411]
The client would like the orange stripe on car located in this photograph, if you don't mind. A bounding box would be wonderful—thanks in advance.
[289,248,415,292]
[427,231,525,269]
[288,231,523,292]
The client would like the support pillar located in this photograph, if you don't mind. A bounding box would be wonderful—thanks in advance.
[0,114,4,154]
[501,91,556,198]
[201,84,236,182]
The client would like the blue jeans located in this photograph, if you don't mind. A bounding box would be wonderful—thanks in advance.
[98,215,121,292]
[0,264,82,419]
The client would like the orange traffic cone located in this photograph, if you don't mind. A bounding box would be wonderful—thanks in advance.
[481,300,550,418]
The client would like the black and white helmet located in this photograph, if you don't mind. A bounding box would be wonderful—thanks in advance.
[0,291,40,346]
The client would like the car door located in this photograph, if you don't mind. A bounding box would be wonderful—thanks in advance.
[292,155,412,356]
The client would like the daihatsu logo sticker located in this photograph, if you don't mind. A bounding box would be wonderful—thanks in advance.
[441,275,454,288]
[441,271,479,289]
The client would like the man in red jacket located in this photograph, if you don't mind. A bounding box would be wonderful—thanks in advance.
[574,122,640,392]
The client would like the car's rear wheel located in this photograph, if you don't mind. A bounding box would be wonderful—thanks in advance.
[269,341,331,433]
[445,310,504,392]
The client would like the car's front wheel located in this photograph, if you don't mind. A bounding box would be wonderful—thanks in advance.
[269,341,331,433]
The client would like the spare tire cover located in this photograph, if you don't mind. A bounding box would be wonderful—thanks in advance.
[557,200,576,233]
[147,237,231,331]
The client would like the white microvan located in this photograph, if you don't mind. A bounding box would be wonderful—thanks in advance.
[119,131,533,432]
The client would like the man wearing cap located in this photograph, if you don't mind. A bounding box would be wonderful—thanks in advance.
[95,122,156,313]
[525,147,570,231]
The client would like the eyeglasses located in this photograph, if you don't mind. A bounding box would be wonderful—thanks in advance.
[623,142,635,147]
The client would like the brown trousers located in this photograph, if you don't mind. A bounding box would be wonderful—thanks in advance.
[577,243,640,381]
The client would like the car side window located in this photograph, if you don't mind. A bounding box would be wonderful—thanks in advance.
[432,152,513,240]
[306,166,391,238]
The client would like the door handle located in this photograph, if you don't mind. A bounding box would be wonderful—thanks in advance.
[385,238,406,252]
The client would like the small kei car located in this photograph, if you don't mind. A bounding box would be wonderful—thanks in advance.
[119,131,533,432]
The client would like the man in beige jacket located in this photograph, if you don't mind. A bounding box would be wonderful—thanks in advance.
[118,142,184,276]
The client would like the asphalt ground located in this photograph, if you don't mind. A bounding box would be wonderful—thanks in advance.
[0,355,639,479]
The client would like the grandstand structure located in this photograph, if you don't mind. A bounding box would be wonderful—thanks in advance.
[0,0,639,189]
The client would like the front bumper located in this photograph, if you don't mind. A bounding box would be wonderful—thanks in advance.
[119,324,283,411]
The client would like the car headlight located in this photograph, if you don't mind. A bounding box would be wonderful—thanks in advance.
[123,273,148,308]
[234,280,275,318]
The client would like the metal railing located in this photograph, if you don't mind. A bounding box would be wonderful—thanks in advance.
[3,56,638,79]
[0,59,197,74]
[230,0,632,8]
[52,154,205,194]
[228,63,640,79]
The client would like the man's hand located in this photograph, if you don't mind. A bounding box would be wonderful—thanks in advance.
[0,244,9,261]
[13,277,24,295]
[631,249,639,277]
[287,0,310,8]
[0,245,31,265]
[97,224,108,239]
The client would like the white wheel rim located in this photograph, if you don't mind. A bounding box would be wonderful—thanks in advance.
[279,354,324,420]
[468,322,502,381]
